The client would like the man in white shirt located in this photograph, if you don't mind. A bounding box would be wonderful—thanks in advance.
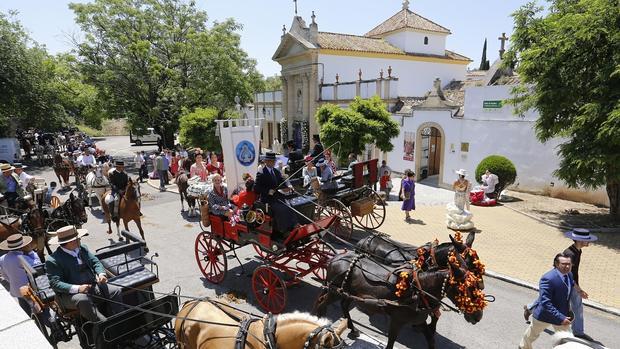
[12,163,33,190]
[79,149,96,167]
[0,233,41,315]
[481,169,499,198]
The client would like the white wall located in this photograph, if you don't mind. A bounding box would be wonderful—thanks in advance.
[318,53,466,97]
[385,85,609,206]
[383,31,446,55]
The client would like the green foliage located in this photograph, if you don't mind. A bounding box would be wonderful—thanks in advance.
[316,96,400,159]
[504,0,620,214]
[178,107,237,152]
[475,155,517,195]
[70,0,263,147]
[261,76,282,91]
[77,124,105,137]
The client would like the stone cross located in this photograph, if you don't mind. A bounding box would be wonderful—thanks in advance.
[294,0,298,15]
[498,32,509,58]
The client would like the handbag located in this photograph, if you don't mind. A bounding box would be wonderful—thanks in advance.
[386,181,393,189]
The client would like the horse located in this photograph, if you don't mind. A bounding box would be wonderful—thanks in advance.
[357,232,485,284]
[552,331,609,349]
[101,179,144,242]
[175,299,347,349]
[53,153,72,189]
[175,172,198,216]
[315,246,486,349]
[46,192,88,233]
[85,165,110,208]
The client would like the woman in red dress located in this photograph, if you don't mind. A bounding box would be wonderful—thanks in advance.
[206,152,225,176]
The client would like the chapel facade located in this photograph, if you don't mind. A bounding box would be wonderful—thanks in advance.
[270,1,471,153]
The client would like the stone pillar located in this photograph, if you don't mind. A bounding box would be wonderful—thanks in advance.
[376,78,382,97]
[384,78,391,100]
[308,69,319,143]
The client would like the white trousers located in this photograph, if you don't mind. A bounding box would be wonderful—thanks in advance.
[519,316,570,349]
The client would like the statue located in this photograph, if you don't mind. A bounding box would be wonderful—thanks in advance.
[446,169,475,230]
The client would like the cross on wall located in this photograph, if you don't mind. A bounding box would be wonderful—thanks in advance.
[498,32,509,58]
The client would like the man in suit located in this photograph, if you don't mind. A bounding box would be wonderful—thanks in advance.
[309,134,324,164]
[255,152,298,232]
[519,253,574,349]
[46,225,123,322]
[285,140,304,177]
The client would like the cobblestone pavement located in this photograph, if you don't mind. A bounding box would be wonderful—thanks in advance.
[380,184,620,310]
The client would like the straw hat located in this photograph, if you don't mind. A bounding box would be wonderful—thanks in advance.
[455,169,467,176]
[1,163,15,172]
[48,225,88,245]
[0,234,33,251]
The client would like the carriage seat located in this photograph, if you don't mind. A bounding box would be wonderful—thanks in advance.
[108,266,158,291]
[96,241,146,276]
[17,256,56,303]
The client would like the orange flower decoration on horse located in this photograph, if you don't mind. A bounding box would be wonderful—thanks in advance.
[395,271,410,298]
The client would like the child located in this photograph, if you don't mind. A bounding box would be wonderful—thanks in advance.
[379,170,392,200]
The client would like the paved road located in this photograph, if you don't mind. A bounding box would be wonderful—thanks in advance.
[20,137,620,348]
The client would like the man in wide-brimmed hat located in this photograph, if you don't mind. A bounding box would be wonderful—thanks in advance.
[255,152,299,232]
[0,233,41,314]
[0,163,24,208]
[12,163,33,191]
[46,225,123,322]
[522,228,601,344]
[107,160,129,222]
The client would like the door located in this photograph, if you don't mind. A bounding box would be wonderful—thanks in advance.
[428,127,441,176]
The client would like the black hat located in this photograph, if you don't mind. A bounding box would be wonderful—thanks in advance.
[13,163,26,169]
[286,140,296,147]
[115,160,125,166]
[312,134,321,142]
[264,152,277,161]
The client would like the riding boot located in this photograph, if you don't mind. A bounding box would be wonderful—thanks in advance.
[109,202,118,223]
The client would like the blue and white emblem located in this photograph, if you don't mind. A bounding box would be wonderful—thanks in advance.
[235,140,255,167]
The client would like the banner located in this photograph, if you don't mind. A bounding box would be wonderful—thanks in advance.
[403,131,414,161]
[217,118,264,197]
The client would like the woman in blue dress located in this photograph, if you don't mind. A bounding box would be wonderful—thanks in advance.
[401,170,416,221]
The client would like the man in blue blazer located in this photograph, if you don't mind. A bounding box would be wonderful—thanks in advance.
[255,152,298,232]
[519,253,573,349]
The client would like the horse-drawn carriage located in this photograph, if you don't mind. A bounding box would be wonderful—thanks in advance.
[194,188,339,314]
[20,230,178,349]
[309,159,387,240]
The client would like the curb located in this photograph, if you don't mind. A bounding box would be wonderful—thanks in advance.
[503,204,620,233]
[485,270,620,317]
[145,178,179,194]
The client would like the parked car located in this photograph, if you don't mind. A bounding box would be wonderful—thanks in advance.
[129,127,161,146]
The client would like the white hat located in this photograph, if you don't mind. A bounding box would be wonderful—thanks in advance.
[48,225,89,245]
[456,169,467,176]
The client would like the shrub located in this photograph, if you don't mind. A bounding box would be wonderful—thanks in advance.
[178,107,237,152]
[475,155,517,196]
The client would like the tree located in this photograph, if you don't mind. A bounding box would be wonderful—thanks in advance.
[504,0,620,215]
[0,11,69,134]
[478,38,490,71]
[70,0,263,147]
[178,107,237,152]
[262,75,282,91]
[317,96,399,164]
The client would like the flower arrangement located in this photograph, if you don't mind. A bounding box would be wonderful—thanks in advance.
[414,247,426,269]
[394,271,410,298]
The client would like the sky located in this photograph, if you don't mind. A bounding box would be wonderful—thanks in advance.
[0,0,533,77]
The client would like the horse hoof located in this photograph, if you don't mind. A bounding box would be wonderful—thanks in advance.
[348,330,360,339]
[118,236,124,241]
[144,247,150,253]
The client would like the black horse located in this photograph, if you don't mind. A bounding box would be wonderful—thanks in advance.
[45,192,88,233]
[315,241,486,349]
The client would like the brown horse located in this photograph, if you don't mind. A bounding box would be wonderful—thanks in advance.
[175,172,198,216]
[175,299,346,349]
[102,178,144,242]
[53,153,72,188]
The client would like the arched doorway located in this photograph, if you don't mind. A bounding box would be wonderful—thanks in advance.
[416,123,444,186]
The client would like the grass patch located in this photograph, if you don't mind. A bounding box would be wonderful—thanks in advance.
[77,124,105,137]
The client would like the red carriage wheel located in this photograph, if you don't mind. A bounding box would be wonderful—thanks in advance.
[353,189,386,230]
[316,199,353,240]
[194,232,227,284]
[252,266,287,314]
[307,239,336,282]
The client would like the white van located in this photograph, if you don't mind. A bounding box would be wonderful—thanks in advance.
[129,128,161,146]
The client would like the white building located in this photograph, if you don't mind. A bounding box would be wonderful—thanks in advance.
[258,1,608,206]
[268,1,470,152]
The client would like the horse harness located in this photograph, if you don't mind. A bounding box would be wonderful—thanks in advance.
[178,299,341,349]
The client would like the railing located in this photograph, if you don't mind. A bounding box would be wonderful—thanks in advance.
[319,78,399,102]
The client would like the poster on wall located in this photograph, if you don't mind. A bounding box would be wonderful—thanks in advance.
[403,131,414,161]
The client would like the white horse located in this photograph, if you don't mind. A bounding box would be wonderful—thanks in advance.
[552,331,608,349]
[85,165,110,208]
